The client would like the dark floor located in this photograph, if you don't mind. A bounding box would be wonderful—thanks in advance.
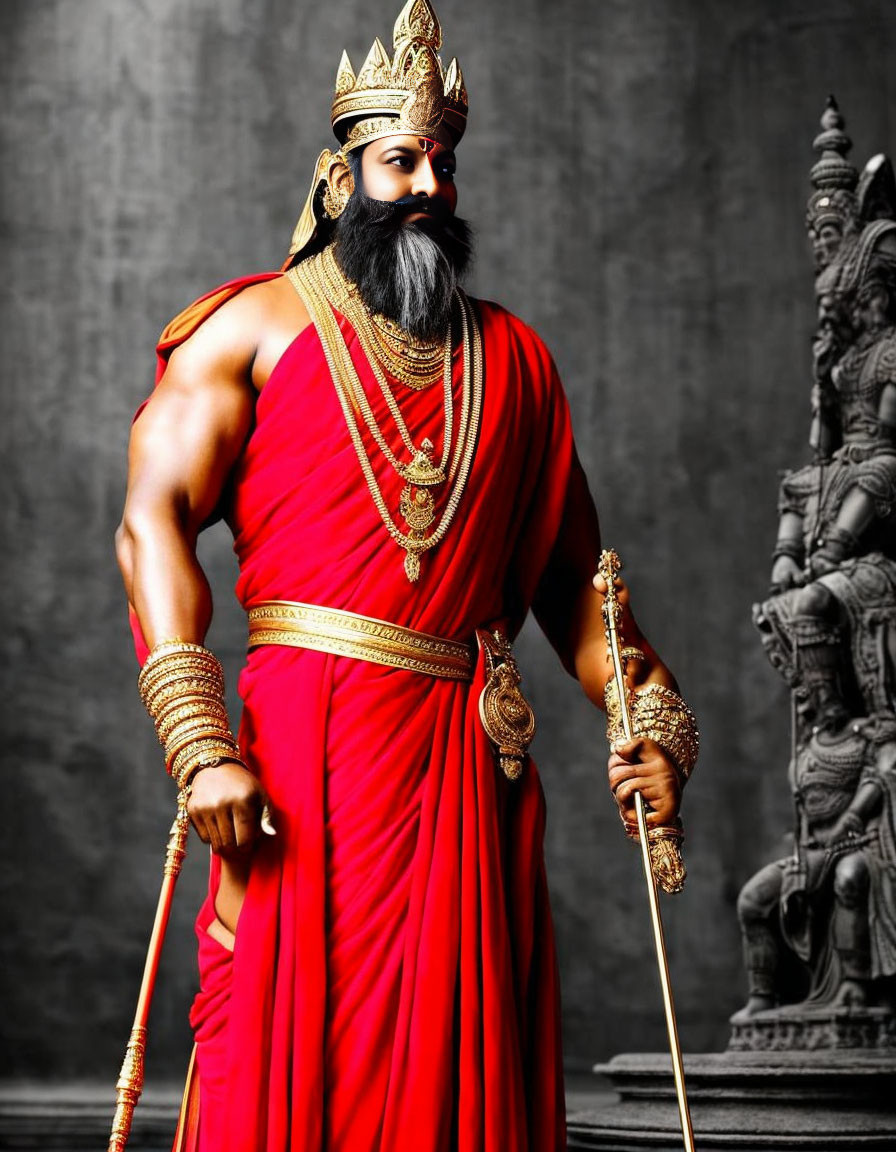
[0,1074,616,1151]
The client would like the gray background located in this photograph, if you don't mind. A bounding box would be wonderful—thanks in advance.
[1,0,894,1091]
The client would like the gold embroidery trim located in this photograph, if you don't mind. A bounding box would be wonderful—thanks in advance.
[247,600,474,681]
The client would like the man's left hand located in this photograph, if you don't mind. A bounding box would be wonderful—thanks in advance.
[607,737,681,827]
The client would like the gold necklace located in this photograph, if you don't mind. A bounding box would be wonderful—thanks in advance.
[288,249,483,583]
[313,247,447,390]
[315,247,454,484]
[368,313,445,390]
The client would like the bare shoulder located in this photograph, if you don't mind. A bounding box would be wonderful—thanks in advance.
[160,274,311,395]
[246,274,312,389]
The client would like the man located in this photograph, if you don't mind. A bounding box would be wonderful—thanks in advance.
[116,3,696,1149]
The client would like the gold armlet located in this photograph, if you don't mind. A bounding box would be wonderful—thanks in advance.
[605,680,699,781]
[139,640,246,791]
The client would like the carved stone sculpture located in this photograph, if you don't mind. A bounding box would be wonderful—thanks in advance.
[732,100,896,1050]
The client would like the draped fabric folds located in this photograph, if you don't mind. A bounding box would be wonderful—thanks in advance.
[141,275,580,1151]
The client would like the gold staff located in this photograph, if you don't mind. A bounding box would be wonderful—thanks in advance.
[108,797,190,1152]
[597,548,696,1152]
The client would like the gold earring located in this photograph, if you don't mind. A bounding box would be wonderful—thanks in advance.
[323,181,350,220]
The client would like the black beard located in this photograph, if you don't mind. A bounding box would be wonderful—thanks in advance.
[333,190,473,342]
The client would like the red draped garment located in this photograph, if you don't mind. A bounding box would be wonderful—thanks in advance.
[142,274,581,1151]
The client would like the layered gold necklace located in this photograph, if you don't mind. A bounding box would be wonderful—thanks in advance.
[306,247,448,391]
[369,313,446,391]
[288,246,483,583]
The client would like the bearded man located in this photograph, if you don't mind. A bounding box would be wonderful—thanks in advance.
[116,3,696,1150]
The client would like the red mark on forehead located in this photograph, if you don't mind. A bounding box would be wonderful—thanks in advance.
[418,137,437,153]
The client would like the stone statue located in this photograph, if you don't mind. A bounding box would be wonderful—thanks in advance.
[732,100,896,1048]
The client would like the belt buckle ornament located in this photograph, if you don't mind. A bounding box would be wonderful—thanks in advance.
[477,629,536,781]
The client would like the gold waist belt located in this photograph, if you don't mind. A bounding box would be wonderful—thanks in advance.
[246,600,474,682]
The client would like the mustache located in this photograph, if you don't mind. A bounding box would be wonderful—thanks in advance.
[353,191,455,229]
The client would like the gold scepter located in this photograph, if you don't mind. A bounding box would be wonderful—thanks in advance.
[108,796,190,1152]
[597,548,696,1152]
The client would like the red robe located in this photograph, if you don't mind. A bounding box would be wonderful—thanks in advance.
[141,274,580,1151]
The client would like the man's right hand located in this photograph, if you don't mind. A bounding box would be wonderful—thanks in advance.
[187,761,270,855]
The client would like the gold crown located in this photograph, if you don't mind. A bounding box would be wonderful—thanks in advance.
[331,0,467,153]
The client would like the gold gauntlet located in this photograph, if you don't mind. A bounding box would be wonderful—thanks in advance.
[138,640,246,791]
[605,680,699,781]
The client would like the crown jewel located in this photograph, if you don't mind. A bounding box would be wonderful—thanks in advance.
[331,0,467,153]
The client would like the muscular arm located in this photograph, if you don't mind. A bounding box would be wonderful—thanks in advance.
[116,275,309,640]
[116,284,299,862]
[117,280,309,925]
[533,463,683,827]
[534,464,676,701]
[116,314,256,646]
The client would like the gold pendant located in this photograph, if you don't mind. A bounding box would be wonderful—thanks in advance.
[399,488,433,583]
[399,442,441,584]
[404,548,422,582]
[402,439,445,487]
[400,483,436,533]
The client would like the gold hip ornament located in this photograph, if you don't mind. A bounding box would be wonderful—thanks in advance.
[477,630,536,781]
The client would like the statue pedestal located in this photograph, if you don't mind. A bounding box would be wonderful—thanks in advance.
[728,1004,896,1052]
[566,1049,896,1150]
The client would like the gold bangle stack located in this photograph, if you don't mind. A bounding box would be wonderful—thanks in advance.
[605,680,699,781]
[138,640,245,791]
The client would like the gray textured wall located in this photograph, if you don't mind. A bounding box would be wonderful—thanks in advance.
[1,0,894,1087]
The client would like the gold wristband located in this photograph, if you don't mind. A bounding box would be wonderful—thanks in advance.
[139,640,243,792]
[142,674,226,714]
[138,642,224,691]
[159,700,231,739]
[173,743,246,791]
[156,702,231,745]
[605,680,699,780]
[165,726,238,773]
[620,811,684,840]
